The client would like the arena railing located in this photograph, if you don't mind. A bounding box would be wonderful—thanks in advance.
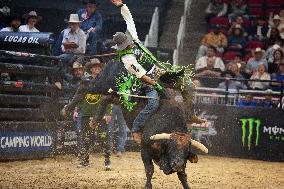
[145,7,159,48]
[173,0,192,65]
[193,77,284,108]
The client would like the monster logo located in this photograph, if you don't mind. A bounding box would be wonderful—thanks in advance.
[240,118,261,150]
[85,94,101,105]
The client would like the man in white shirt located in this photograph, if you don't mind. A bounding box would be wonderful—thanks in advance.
[59,14,87,72]
[111,0,163,144]
[19,11,40,32]
[0,14,21,32]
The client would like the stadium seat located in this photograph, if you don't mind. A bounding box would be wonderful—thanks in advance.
[209,17,229,28]
[247,0,264,6]
[223,51,241,61]
[242,17,251,29]
[244,54,253,62]
[248,7,264,17]
[265,0,284,6]
[208,28,228,36]
[247,40,265,50]
[265,8,281,17]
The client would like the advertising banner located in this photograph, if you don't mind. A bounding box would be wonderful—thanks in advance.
[194,105,284,161]
[0,131,54,153]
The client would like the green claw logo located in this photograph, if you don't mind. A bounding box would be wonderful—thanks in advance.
[240,118,261,150]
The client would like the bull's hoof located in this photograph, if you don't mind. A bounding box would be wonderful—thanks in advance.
[145,183,152,189]
[105,165,111,171]
[188,154,198,163]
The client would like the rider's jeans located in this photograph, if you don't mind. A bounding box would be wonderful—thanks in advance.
[132,89,160,133]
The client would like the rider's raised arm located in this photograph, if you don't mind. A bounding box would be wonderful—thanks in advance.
[112,0,139,41]
[121,4,139,41]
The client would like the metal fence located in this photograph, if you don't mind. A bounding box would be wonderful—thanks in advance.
[194,77,284,108]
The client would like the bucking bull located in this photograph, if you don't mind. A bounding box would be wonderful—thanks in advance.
[67,59,208,189]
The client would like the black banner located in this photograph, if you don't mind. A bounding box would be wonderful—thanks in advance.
[0,32,54,48]
[192,105,284,161]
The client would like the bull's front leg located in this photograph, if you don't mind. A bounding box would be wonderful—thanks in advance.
[141,148,154,189]
[177,170,190,189]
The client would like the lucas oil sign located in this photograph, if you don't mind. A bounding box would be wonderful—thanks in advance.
[0,132,54,153]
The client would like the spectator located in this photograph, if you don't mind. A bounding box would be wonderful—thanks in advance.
[268,49,283,74]
[265,44,283,65]
[218,71,246,90]
[194,46,225,87]
[269,8,284,26]
[259,93,277,108]
[68,61,85,90]
[0,11,4,30]
[238,94,258,107]
[205,0,228,23]
[267,15,282,38]
[271,63,284,91]
[228,62,245,79]
[77,0,102,55]
[249,64,271,90]
[59,14,87,71]
[19,11,41,32]
[0,6,10,29]
[248,16,268,41]
[228,24,247,51]
[245,47,268,76]
[264,27,283,49]
[228,16,248,37]
[0,14,21,32]
[228,0,247,21]
[196,25,228,60]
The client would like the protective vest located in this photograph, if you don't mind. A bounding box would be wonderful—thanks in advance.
[117,42,158,77]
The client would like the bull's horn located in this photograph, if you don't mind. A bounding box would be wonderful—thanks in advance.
[150,133,171,140]
[190,139,209,154]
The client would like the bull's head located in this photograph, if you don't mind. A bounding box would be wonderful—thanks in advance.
[150,132,208,173]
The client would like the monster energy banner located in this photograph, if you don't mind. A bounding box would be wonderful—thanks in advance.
[193,105,284,161]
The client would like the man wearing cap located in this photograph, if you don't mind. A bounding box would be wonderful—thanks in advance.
[245,47,268,76]
[77,0,102,55]
[267,14,284,39]
[111,0,164,144]
[0,14,22,32]
[63,58,111,167]
[19,11,41,32]
[59,14,87,71]
[68,61,85,90]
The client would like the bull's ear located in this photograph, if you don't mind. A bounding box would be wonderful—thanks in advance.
[188,152,198,163]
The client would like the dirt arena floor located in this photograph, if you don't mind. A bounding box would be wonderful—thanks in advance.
[0,152,283,189]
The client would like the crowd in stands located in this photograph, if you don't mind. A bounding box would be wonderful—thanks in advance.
[0,0,104,89]
[194,0,284,95]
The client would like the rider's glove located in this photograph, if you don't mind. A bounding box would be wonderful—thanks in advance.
[154,82,164,92]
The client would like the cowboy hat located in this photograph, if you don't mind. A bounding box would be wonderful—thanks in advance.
[23,11,42,21]
[112,32,133,50]
[72,62,83,69]
[67,14,81,23]
[273,15,281,20]
[255,47,264,53]
[84,58,104,73]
